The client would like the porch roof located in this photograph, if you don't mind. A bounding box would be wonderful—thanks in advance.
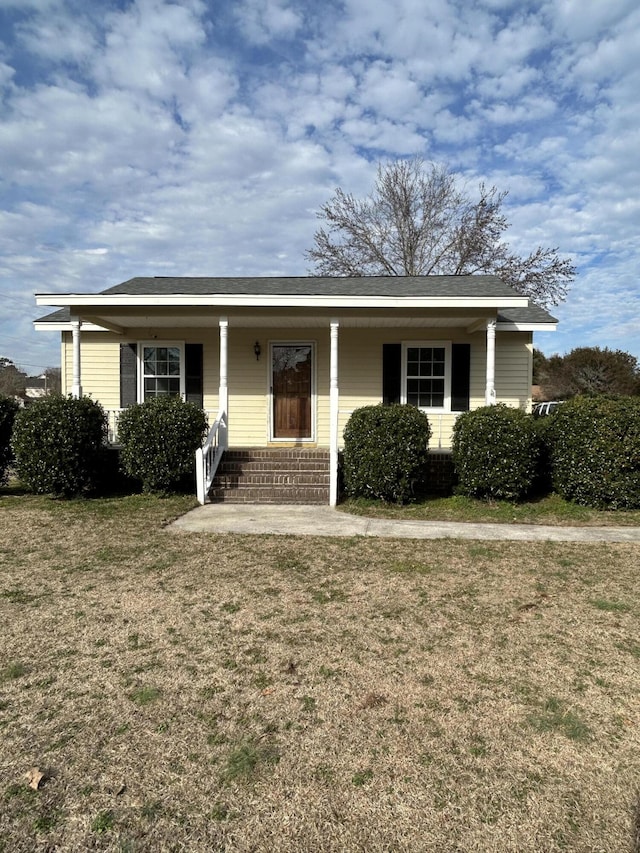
[34,275,557,332]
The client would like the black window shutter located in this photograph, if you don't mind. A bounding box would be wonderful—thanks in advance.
[451,343,471,412]
[120,343,137,408]
[185,343,203,408]
[382,343,402,405]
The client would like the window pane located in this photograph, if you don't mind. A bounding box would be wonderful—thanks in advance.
[143,350,156,374]
[405,346,447,408]
[142,345,182,401]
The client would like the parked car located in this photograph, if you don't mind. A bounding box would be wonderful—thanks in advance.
[532,401,562,417]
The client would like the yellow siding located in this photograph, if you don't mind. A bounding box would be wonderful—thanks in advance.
[65,324,534,449]
[337,327,496,449]
[227,328,330,446]
[495,333,533,410]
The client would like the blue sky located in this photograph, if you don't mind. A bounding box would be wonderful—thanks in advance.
[1,0,639,374]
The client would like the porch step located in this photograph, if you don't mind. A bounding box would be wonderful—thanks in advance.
[209,448,331,504]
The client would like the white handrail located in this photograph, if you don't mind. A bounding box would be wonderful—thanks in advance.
[195,408,227,505]
[106,409,124,444]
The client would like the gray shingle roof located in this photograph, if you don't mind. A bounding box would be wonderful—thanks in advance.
[103,274,517,299]
[498,305,557,324]
[35,275,557,325]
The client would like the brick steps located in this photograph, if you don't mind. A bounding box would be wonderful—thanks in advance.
[209,448,330,504]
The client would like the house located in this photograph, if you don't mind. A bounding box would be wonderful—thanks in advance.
[25,375,48,401]
[34,275,556,505]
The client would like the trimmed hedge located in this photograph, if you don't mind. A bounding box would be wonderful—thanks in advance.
[545,395,640,509]
[0,395,19,484]
[117,396,208,493]
[451,404,541,501]
[11,395,107,497]
[342,404,431,503]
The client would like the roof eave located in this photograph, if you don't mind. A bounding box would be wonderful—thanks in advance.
[34,292,529,310]
[33,320,106,332]
[496,321,557,332]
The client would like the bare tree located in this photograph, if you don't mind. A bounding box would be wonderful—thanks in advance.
[307,158,575,308]
[0,357,27,398]
[44,367,62,394]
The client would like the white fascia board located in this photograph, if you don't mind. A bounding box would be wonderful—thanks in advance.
[34,321,107,332]
[496,321,557,332]
[35,292,529,309]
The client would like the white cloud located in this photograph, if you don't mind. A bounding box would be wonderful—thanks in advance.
[547,0,638,41]
[15,13,98,63]
[234,0,304,44]
[1,0,639,370]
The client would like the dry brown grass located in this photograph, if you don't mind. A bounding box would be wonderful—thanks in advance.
[1,492,639,852]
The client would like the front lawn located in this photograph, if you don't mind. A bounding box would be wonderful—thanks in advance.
[1,492,639,852]
[340,492,640,526]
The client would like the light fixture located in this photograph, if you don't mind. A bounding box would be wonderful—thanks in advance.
[254,341,261,361]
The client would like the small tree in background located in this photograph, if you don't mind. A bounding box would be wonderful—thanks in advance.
[44,367,62,394]
[11,395,107,497]
[536,346,640,399]
[0,395,19,484]
[342,404,431,503]
[117,396,208,493]
[0,357,27,399]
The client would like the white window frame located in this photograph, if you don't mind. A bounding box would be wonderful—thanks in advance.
[137,341,186,403]
[401,341,452,413]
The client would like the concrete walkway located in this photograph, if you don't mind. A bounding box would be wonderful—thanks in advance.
[168,504,640,542]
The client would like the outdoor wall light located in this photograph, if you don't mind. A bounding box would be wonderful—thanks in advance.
[254,341,261,361]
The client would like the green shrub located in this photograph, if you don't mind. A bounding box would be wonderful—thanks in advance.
[342,404,431,503]
[0,395,19,484]
[451,404,541,501]
[11,395,107,497]
[117,396,208,493]
[546,395,640,509]
[530,414,556,496]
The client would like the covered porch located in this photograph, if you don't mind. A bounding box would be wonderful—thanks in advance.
[63,313,501,506]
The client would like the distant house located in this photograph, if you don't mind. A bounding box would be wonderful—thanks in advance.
[34,275,556,505]
[25,375,47,401]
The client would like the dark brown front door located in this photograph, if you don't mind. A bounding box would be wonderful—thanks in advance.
[272,344,312,439]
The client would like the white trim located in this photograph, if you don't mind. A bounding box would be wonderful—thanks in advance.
[35,293,528,310]
[269,340,317,443]
[485,320,497,405]
[35,317,557,336]
[329,321,339,507]
[219,319,229,449]
[137,341,185,402]
[71,318,82,398]
[496,321,558,332]
[34,321,107,332]
[401,341,452,413]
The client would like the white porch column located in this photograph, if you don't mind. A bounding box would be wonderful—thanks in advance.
[71,318,82,398]
[485,319,497,405]
[219,317,229,448]
[329,320,339,507]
